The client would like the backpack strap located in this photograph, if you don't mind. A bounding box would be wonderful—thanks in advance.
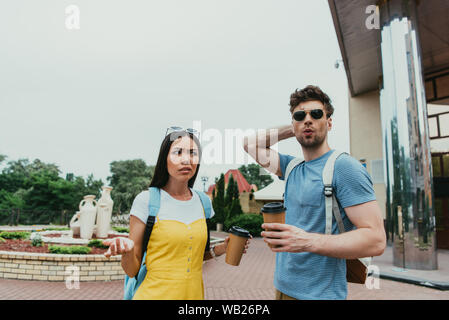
[332,194,345,233]
[195,190,212,219]
[322,150,347,234]
[284,157,305,182]
[140,187,160,264]
[194,189,212,253]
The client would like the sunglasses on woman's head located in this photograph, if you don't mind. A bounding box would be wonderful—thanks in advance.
[165,126,200,140]
[292,109,327,122]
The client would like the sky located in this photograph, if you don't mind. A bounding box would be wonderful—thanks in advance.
[0,0,349,191]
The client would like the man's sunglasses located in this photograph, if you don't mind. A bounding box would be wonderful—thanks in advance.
[165,126,200,140]
[292,109,328,122]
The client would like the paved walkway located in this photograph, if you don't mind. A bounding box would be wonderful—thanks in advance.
[1,231,449,300]
[372,245,449,290]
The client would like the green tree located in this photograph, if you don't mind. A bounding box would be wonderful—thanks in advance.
[224,174,242,220]
[212,174,226,224]
[238,163,273,190]
[0,155,105,224]
[107,159,155,214]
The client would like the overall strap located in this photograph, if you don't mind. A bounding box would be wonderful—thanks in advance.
[140,187,161,264]
[322,150,346,234]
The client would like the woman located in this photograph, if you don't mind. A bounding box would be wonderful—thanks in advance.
[104,128,250,300]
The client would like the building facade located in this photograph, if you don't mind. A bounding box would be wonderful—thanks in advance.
[329,0,449,270]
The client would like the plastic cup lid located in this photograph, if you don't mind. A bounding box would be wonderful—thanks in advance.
[228,226,251,238]
[261,202,286,214]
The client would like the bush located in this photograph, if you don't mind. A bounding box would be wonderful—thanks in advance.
[0,231,30,240]
[88,239,109,249]
[48,245,91,254]
[112,226,129,233]
[31,233,43,247]
[224,214,264,237]
[43,227,70,231]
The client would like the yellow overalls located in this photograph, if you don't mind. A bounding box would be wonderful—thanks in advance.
[132,215,207,300]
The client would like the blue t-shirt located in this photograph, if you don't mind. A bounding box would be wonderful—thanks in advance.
[275,149,376,300]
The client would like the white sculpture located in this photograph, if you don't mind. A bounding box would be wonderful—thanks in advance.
[69,211,81,236]
[79,195,97,239]
[95,186,114,238]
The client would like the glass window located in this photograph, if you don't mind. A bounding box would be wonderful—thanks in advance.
[435,198,443,230]
[439,114,449,137]
[443,154,449,178]
[432,156,441,177]
[428,117,438,138]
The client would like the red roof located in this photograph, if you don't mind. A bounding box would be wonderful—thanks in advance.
[207,184,215,195]
[225,169,253,193]
[206,169,254,195]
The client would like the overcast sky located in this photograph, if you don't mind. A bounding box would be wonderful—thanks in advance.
[0,0,349,191]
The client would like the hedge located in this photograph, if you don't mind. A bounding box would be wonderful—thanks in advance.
[48,245,91,254]
[224,213,264,238]
[0,231,30,240]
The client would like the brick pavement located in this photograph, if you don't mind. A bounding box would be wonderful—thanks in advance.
[1,233,449,300]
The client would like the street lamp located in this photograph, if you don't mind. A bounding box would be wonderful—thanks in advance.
[334,59,343,69]
[201,176,209,192]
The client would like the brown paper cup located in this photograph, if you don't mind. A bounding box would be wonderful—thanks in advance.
[262,212,285,248]
[225,226,250,266]
[225,234,247,266]
[261,202,286,248]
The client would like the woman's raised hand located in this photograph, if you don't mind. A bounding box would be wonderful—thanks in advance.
[103,237,134,258]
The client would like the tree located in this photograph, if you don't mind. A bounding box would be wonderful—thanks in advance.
[238,163,273,190]
[224,174,242,220]
[0,155,105,224]
[107,159,155,214]
[212,173,226,225]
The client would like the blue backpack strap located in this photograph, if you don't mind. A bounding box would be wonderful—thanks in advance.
[141,187,160,261]
[124,187,161,300]
[148,187,161,217]
[194,190,212,219]
[194,190,212,253]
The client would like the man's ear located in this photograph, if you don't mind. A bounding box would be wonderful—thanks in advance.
[327,117,333,131]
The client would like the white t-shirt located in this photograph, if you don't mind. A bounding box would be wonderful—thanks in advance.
[130,188,215,225]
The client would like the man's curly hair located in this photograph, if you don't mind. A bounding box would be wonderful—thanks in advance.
[289,85,334,117]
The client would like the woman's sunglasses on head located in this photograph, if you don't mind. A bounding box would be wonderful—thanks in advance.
[292,109,329,122]
[165,126,200,140]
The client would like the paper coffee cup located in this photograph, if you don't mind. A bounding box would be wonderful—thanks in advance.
[261,202,286,248]
[225,226,251,266]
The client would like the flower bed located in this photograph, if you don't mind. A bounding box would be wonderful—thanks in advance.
[0,250,124,282]
[0,230,126,282]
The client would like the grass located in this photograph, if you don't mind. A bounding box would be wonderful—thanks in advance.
[88,239,109,249]
[0,231,31,240]
[112,226,129,233]
[48,245,91,254]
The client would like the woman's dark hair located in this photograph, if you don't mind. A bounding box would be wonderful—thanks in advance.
[149,131,202,189]
[289,85,334,117]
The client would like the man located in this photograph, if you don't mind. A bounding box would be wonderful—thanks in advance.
[243,85,386,300]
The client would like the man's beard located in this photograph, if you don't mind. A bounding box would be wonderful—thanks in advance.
[297,131,326,149]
